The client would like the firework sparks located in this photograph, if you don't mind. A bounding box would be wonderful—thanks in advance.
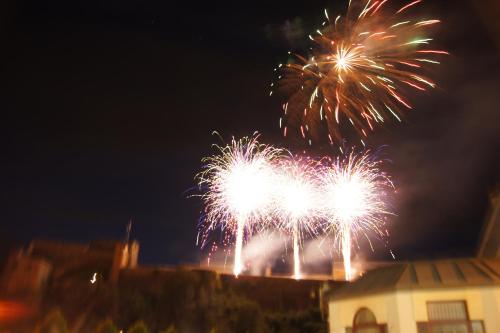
[197,134,285,276]
[276,0,448,144]
[196,136,396,279]
[320,151,394,280]
[275,156,320,279]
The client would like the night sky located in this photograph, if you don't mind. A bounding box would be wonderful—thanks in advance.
[1,0,499,266]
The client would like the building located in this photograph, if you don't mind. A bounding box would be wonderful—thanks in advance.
[326,186,500,333]
[1,252,51,299]
[327,258,500,333]
[477,191,500,258]
[1,239,139,300]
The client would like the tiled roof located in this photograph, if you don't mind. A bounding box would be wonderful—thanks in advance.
[330,258,500,300]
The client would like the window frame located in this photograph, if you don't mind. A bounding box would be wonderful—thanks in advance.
[471,320,486,333]
[419,300,486,333]
[352,307,387,333]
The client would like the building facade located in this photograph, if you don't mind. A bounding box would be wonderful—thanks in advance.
[1,239,140,300]
[328,258,500,333]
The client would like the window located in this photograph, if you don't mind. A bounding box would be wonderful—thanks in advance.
[352,308,387,333]
[471,321,485,333]
[429,323,469,333]
[417,322,429,333]
[428,301,468,321]
[354,308,377,325]
[416,301,486,333]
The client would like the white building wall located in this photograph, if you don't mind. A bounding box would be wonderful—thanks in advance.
[394,291,418,333]
[479,286,500,333]
[328,286,500,333]
[328,293,402,333]
[410,286,500,331]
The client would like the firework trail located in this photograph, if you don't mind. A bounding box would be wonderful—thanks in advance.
[197,134,285,276]
[275,0,448,145]
[275,155,320,279]
[320,151,394,280]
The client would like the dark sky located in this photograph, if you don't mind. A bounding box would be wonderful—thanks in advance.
[1,0,499,265]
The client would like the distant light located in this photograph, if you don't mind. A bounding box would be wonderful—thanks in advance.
[90,272,97,284]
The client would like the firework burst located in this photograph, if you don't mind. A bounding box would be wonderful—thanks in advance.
[196,136,396,279]
[197,134,285,276]
[275,155,321,279]
[276,0,448,145]
[320,151,394,280]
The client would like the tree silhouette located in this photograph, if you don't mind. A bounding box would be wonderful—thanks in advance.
[33,309,69,333]
[94,319,119,333]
